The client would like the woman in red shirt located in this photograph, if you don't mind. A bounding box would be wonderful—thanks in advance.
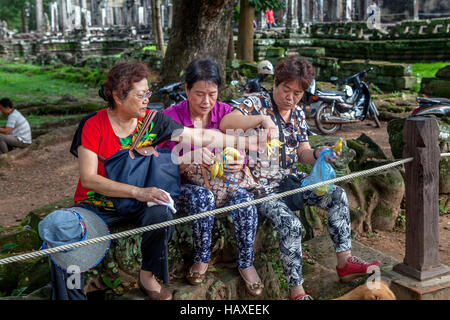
[45,61,262,300]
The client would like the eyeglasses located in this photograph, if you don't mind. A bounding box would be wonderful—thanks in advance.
[134,91,152,101]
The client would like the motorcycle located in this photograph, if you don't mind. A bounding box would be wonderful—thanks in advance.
[147,82,186,111]
[307,67,381,135]
[410,96,450,118]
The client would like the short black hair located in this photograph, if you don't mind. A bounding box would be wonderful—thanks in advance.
[0,98,13,108]
[184,58,222,90]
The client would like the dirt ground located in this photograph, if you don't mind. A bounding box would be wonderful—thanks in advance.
[0,118,449,267]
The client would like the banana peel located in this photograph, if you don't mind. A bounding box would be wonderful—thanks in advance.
[266,139,284,158]
[333,138,343,154]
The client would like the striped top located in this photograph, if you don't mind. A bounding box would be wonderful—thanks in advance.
[6,109,32,144]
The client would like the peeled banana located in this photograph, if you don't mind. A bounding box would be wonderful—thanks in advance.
[333,138,343,153]
[266,139,284,158]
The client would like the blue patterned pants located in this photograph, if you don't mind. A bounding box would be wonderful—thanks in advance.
[176,184,258,269]
[257,185,352,287]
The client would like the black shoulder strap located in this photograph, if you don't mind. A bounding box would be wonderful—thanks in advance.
[269,93,287,169]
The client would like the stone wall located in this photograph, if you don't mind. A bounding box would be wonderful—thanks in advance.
[420,65,450,98]
[253,18,450,63]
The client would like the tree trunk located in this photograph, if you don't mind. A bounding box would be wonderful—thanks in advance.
[236,0,254,62]
[151,0,165,57]
[161,0,234,85]
[227,17,235,60]
[21,8,28,33]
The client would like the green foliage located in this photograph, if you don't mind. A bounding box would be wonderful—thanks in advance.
[0,243,18,255]
[250,0,285,12]
[0,60,101,105]
[0,0,53,32]
[412,61,450,92]
[102,276,123,297]
[10,286,28,296]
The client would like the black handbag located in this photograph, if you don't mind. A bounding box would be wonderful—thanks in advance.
[102,110,181,214]
[271,97,304,211]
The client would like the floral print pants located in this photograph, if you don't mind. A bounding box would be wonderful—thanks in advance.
[257,185,352,287]
[176,184,258,269]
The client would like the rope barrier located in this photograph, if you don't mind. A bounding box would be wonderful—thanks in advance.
[1,153,449,266]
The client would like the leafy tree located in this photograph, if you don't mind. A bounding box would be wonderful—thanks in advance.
[0,0,52,32]
[0,0,27,32]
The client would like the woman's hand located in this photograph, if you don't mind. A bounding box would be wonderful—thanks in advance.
[260,115,279,140]
[134,187,170,205]
[222,153,245,174]
[315,146,339,163]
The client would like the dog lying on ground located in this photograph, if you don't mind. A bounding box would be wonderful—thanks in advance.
[333,281,396,300]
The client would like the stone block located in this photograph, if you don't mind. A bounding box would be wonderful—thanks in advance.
[340,59,412,77]
[420,78,450,98]
[298,47,325,57]
[387,270,450,300]
[436,65,450,79]
[265,47,285,58]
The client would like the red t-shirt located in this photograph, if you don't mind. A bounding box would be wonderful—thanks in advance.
[71,108,183,208]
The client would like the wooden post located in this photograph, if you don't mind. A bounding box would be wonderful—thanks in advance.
[393,117,450,281]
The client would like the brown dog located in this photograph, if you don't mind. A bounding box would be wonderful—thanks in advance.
[333,281,396,300]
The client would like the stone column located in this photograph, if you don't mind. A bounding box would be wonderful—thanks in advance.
[287,0,299,29]
[36,0,44,31]
[160,2,165,30]
[74,3,82,28]
[58,0,67,32]
[344,0,352,21]
[299,0,305,23]
[167,0,172,29]
[50,2,58,32]
[336,0,342,21]
[413,0,419,20]
[318,0,324,22]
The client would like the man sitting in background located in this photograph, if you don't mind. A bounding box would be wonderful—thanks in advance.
[0,98,32,154]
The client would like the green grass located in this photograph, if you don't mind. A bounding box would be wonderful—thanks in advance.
[411,61,450,92]
[0,69,98,105]
[412,62,450,78]
[0,114,82,127]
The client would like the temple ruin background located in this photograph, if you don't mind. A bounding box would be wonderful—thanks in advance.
[6,0,450,35]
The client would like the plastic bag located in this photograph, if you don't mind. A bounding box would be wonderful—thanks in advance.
[301,149,336,196]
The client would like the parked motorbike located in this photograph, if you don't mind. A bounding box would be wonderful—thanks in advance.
[147,82,186,111]
[410,96,450,118]
[306,67,381,135]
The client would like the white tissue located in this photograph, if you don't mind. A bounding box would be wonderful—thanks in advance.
[147,190,177,214]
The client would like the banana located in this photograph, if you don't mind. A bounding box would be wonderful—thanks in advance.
[333,138,343,153]
[210,147,242,179]
[266,139,284,158]
[222,147,241,160]
[218,162,223,178]
[210,162,220,179]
